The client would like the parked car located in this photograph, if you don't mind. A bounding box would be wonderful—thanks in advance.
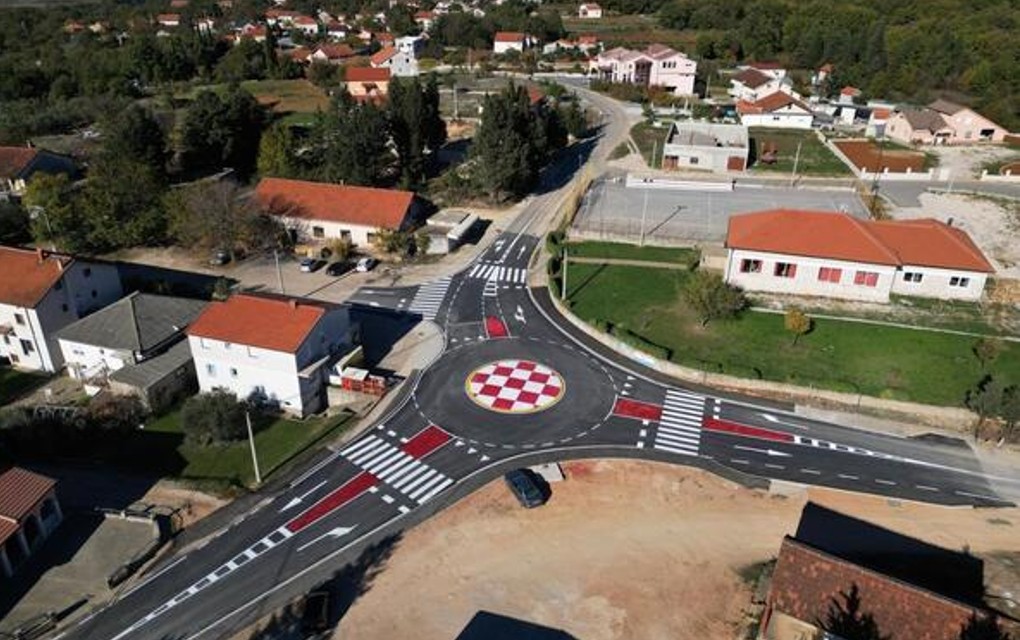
[355,257,378,272]
[299,257,325,273]
[326,261,354,277]
[208,249,230,266]
[503,469,546,508]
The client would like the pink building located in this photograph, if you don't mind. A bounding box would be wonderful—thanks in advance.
[589,44,696,96]
[886,100,1009,145]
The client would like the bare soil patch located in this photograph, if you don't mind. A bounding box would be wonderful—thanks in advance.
[332,460,1020,640]
[834,139,927,173]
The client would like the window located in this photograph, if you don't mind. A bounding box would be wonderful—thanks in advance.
[230,367,238,378]
[91,289,98,298]
[903,272,923,283]
[200,338,209,350]
[83,267,91,277]
[54,281,62,290]
[312,226,325,239]
[224,342,232,350]
[740,259,762,273]
[206,363,216,377]
[340,230,352,241]
[14,313,25,326]
[689,156,699,165]
[8,353,18,363]
[61,303,69,312]
[854,271,879,287]
[20,339,34,355]
[774,262,797,278]
[950,276,971,288]
[817,267,842,283]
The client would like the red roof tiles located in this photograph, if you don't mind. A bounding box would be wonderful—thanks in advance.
[736,91,809,115]
[0,246,72,308]
[494,31,525,43]
[0,146,40,179]
[726,210,993,272]
[256,177,414,231]
[370,45,398,66]
[187,294,328,353]
[0,467,56,526]
[346,66,391,82]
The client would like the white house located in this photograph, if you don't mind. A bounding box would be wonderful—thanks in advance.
[493,31,531,55]
[728,66,794,103]
[187,294,356,416]
[395,34,426,56]
[542,35,600,55]
[0,246,122,373]
[724,210,994,303]
[371,45,418,76]
[578,3,603,18]
[589,44,696,96]
[257,177,423,246]
[737,92,814,129]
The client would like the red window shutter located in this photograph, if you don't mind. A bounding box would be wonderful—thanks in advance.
[867,272,878,287]
[831,268,842,283]
[789,264,797,278]
[854,271,866,285]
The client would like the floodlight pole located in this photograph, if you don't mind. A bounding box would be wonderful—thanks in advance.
[246,411,262,485]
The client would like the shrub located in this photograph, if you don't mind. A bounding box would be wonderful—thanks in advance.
[180,390,248,445]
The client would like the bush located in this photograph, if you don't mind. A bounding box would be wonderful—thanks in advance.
[546,230,565,254]
[87,394,148,433]
[180,390,248,445]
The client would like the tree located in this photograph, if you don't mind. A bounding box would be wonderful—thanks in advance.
[562,99,587,139]
[168,181,255,254]
[958,613,1012,640]
[87,394,147,433]
[1001,385,1020,439]
[80,155,168,251]
[784,309,812,346]
[179,390,247,445]
[317,92,392,186]
[101,104,168,180]
[682,271,745,326]
[0,200,29,245]
[22,173,78,248]
[966,376,1006,437]
[325,237,354,262]
[973,338,1003,370]
[373,228,408,254]
[388,75,448,189]
[413,230,431,256]
[257,122,297,178]
[179,85,264,177]
[818,584,890,640]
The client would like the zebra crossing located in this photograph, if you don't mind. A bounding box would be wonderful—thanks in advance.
[467,262,528,286]
[655,389,705,456]
[408,276,452,320]
[340,435,453,504]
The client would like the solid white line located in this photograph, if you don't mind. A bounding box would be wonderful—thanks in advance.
[417,478,454,503]
[954,490,1002,501]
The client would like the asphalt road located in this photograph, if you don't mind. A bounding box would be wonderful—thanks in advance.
[64,86,1020,640]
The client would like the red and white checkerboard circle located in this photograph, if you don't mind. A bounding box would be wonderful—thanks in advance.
[465,359,565,414]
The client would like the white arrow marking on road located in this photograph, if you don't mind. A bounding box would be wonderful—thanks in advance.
[480,455,490,462]
[368,301,380,307]
[734,445,791,458]
[280,480,327,513]
[455,440,465,447]
[514,305,526,324]
[468,447,477,454]
[761,413,778,423]
[624,382,632,388]
[297,525,359,552]
[517,245,527,260]
[621,390,630,396]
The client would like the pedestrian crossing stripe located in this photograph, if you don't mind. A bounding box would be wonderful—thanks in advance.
[341,435,454,504]
[654,389,705,456]
[408,276,452,320]
[468,263,528,284]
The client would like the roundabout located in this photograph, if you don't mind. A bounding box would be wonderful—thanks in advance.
[412,337,620,448]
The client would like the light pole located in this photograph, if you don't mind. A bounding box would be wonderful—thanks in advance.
[789,140,802,187]
[245,411,262,485]
[274,249,285,295]
[639,187,649,246]
[561,247,568,301]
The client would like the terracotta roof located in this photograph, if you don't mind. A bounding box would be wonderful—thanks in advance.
[346,66,390,82]
[0,467,56,523]
[187,294,328,353]
[256,177,414,231]
[769,537,988,640]
[0,146,38,179]
[840,85,861,95]
[494,31,525,42]
[0,246,73,308]
[157,13,180,22]
[414,10,434,19]
[294,16,317,25]
[870,108,891,119]
[732,67,772,89]
[726,210,993,272]
[313,43,355,59]
[370,46,398,65]
[288,46,311,61]
[736,91,809,115]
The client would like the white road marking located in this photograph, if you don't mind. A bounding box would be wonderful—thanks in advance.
[764,463,785,470]
[838,474,859,480]
[874,479,896,486]
[916,485,939,492]
[800,468,821,475]
[734,444,791,457]
[730,458,750,465]
[297,526,359,552]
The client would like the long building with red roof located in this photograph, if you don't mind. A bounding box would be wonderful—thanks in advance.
[724,209,993,302]
[0,466,62,578]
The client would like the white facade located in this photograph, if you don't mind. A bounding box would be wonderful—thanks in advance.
[0,261,122,373]
[278,216,379,246]
[578,3,603,18]
[739,106,814,130]
[395,35,425,56]
[729,76,791,103]
[589,46,696,96]
[724,249,988,303]
[58,340,131,381]
[189,307,353,416]
[373,50,418,76]
[494,38,526,54]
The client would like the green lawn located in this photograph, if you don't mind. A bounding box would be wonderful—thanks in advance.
[0,366,49,405]
[566,241,699,266]
[749,128,851,177]
[630,122,668,168]
[564,264,1020,406]
[143,408,353,487]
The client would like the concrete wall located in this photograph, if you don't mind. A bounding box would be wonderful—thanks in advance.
[724,248,897,302]
[58,339,133,380]
[740,112,813,130]
[889,264,988,301]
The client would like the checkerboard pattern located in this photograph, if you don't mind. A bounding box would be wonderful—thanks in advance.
[466,359,564,413]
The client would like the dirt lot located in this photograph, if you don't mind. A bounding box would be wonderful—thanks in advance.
[328,460,1020,640]
[834,139,928,173]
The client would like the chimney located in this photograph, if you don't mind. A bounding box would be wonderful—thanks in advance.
[36,247,45,262]
[947,217,954,227]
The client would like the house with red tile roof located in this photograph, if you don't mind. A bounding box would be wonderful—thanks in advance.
[0,467,62,578]
[493,31,532,55]
[0,246,122,372]
[187,294,355,416]
[578,3,603,18]
[370,45,418,76]
[414,10,435,30]
[728,67,795,103]
[0,145,77,197]
[344,66,391,98]
[292,15,320,36]
[736,92,814,129]
[724,209,993,302]
[309,43,356,64]
[256,177,422,246]
[760,503,1011,640]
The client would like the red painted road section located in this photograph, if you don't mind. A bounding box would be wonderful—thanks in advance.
[612,397,663,421]
[401,425,451,459]
[703,417,793,443]
[286,472,378,533]
[485,316,509,338]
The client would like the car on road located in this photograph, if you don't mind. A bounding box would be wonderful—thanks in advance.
[355,257,378,272]
[208,249,230,266]
[325,261,354,277]
[299,257,326,273]
[503,469,546,508]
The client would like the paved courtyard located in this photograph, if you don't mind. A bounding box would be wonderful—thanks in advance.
[572,178,868,244]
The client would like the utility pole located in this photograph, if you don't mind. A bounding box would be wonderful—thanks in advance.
[274,249,285,295]
[651,140,658,169]
[561,247,568,300]
[639,187,649,246]
[246,411,262,485]
[789,140,802,187]
[452,80,459,120]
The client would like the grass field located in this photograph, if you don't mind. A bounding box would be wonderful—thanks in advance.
[749,128,852,177]
[142,408,353,487]
[564,264,1020,406]
[630,122,667,168]
[0,366,48,405]
[562,15,696,51]
[566,241,699,265]
[178,79,329,116]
